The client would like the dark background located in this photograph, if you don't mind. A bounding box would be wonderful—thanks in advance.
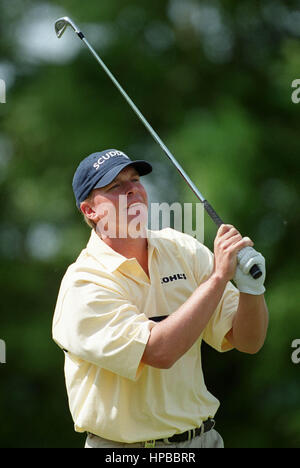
[0,0,299,448]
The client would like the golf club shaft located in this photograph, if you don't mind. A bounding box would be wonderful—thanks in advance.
[58,20,262,280]
[82,37,209,205]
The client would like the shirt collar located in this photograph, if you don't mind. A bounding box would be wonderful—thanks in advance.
[86,229,157,273]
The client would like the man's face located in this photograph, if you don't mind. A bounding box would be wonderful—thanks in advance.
[81,166,149,238]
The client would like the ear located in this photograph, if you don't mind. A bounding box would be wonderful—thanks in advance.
[80,201,97,222]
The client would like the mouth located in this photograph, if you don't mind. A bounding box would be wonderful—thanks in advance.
[126,202,148,219]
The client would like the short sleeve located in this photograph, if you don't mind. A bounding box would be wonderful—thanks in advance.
[193,240,215,285]
[52,281,155,381]
[203,281,239,352]
[191,237,239,352]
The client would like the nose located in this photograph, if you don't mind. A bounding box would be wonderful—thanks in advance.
[125,180,138,196]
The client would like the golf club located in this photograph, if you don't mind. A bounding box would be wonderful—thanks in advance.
[54,16,262,280]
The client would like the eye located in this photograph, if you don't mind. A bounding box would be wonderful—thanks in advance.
[108,183,120,191]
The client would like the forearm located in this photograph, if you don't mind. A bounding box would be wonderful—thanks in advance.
[227,293,269,354]
[142,273,228,369]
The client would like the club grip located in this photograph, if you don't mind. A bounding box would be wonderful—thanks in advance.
[203,200,262,280]
[249,264,263,279]
[203,200,224,227]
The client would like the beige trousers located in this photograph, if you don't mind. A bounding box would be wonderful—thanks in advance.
[85,429,224,449]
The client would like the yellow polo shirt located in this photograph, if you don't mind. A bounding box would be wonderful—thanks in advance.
[52,228,239,443]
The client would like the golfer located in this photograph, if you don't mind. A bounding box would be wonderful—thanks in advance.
[52,149,268,449]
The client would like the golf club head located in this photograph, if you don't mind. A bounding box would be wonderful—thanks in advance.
[55,17,80,38]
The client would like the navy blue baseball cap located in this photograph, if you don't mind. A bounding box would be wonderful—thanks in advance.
[72,149,152,208]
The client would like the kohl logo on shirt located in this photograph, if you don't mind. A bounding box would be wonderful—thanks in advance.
[161,273,187,284]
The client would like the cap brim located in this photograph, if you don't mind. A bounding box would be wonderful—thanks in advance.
[93,160,152,190]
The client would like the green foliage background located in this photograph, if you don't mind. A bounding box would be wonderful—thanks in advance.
[0,0,299,448]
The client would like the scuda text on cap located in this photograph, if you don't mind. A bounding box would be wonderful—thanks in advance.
[93,151,129,170]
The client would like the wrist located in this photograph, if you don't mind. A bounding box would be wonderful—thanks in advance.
[236,284,266,295]
[209,271,229,290]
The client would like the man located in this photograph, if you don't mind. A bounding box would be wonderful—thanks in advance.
[52,149,268,449]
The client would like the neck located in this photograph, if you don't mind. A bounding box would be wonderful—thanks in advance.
[95,226,149,275]
[101,235,148,259]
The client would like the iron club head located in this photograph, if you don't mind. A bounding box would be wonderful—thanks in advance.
[55,17,81,38]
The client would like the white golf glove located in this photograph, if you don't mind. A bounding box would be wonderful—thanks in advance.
[234,247,266,295]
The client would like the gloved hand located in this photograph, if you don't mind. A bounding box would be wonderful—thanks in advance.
[234,247,266,295]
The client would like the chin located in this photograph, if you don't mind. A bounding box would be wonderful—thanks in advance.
[127,220,148,239]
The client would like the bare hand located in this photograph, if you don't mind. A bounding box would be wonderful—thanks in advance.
[214,224,254,282]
